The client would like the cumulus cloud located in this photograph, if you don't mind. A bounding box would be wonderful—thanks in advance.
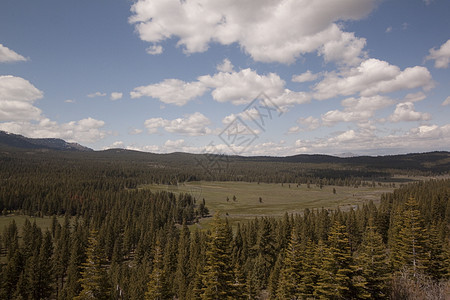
[144,112,212,136]
[108,141,125,149]
[426,39,450,68]
[0,76,107,144]
[198,68,285,105]
[129,128,143,135]
[110,92,123,100]
[0,117,106,144]
[216,58,234,73]
[322,96,394,125]
[403,92,426,103]
[129,0,376,64]
[442,96,450,106]
[87,91,107,98]
[389,102,431,123]
[292,70,320,83]
[313,58,434,100]
[131,79,208,106]
[290,116,321,132]
[0,75,43,121]
[133,66,291,106]
[319,30,367,66]
[146,44,163,55]
[164,139,186,149]
[0,44,28,63]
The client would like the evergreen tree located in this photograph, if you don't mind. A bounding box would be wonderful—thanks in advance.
[276,227,302,299]
[356,221,390,299]
[393,197,429,277]
[145,239,166,300]
[315,221,359,299]
[201,213,235,299]
[75,230,110,300]
[174,221,191,300]
[28,230,54,299]
[63,226,86,299]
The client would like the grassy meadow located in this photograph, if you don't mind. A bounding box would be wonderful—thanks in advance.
[144,181,396,228]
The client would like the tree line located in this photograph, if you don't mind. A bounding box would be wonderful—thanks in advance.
[1,177,449,299]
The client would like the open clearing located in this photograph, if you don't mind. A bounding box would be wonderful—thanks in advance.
[144,181,397,228]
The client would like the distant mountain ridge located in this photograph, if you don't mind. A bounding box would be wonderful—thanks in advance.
[1,130,449,174]
[0,130,93,151]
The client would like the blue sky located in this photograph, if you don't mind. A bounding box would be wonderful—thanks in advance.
[0,0,449,156]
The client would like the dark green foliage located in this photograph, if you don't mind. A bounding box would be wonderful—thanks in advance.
[201,213,235,299]
[0,146,449,299]
[75,230,110,300]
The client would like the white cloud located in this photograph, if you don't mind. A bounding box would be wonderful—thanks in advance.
[0,117,107,144]
[0,44,28,63]
[109,141,125,148]
[403,92,426,103]
[288,126,301,134]
[290,116,320,132]
[292,70,320,83]
[442,96,450,106]
[87,91,107,98]
[426,39,450,69]
[146,44,163,55]
[322,96,393,125]
[313,58,434,100]
[198,68,285,105]
[319,30,367,66]
[216,58,234,73]
[144,112,212,136]
[164,139,186,149]
[64,99,75,103]
[129,128,143,135]
[110,92,123,100]
[389,102,431,123]
[129,0,376,64]
[130,79,208,106]
[0,76,107,144]
[385,26,392,33]
[0,75,43,121]
[131,64,311,108]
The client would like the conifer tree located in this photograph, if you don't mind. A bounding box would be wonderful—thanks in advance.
[315,221,359,299]
[392,197,429,277]
[28,230,53,299]
[267,252,284,299]
[201,213,235,299]
[356,221,390,299]
[276,227,302,299]
[75,230,110,300]
[63,226,86,299]
[174,221,191,300]
[1,248,24,299]
[298,238,317,298]
[145,239,166,300]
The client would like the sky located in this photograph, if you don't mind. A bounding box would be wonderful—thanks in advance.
[0,0,449,156]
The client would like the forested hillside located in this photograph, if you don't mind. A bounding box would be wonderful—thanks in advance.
[0,148,449,299]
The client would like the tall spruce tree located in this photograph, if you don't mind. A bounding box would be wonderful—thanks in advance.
[201,213,235,299]
[315,221,360,299]
[393,197,429,277]
[356,221,390,299]
[75,230,110,300]
[145,239,166,300]
[276,227,302,299]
